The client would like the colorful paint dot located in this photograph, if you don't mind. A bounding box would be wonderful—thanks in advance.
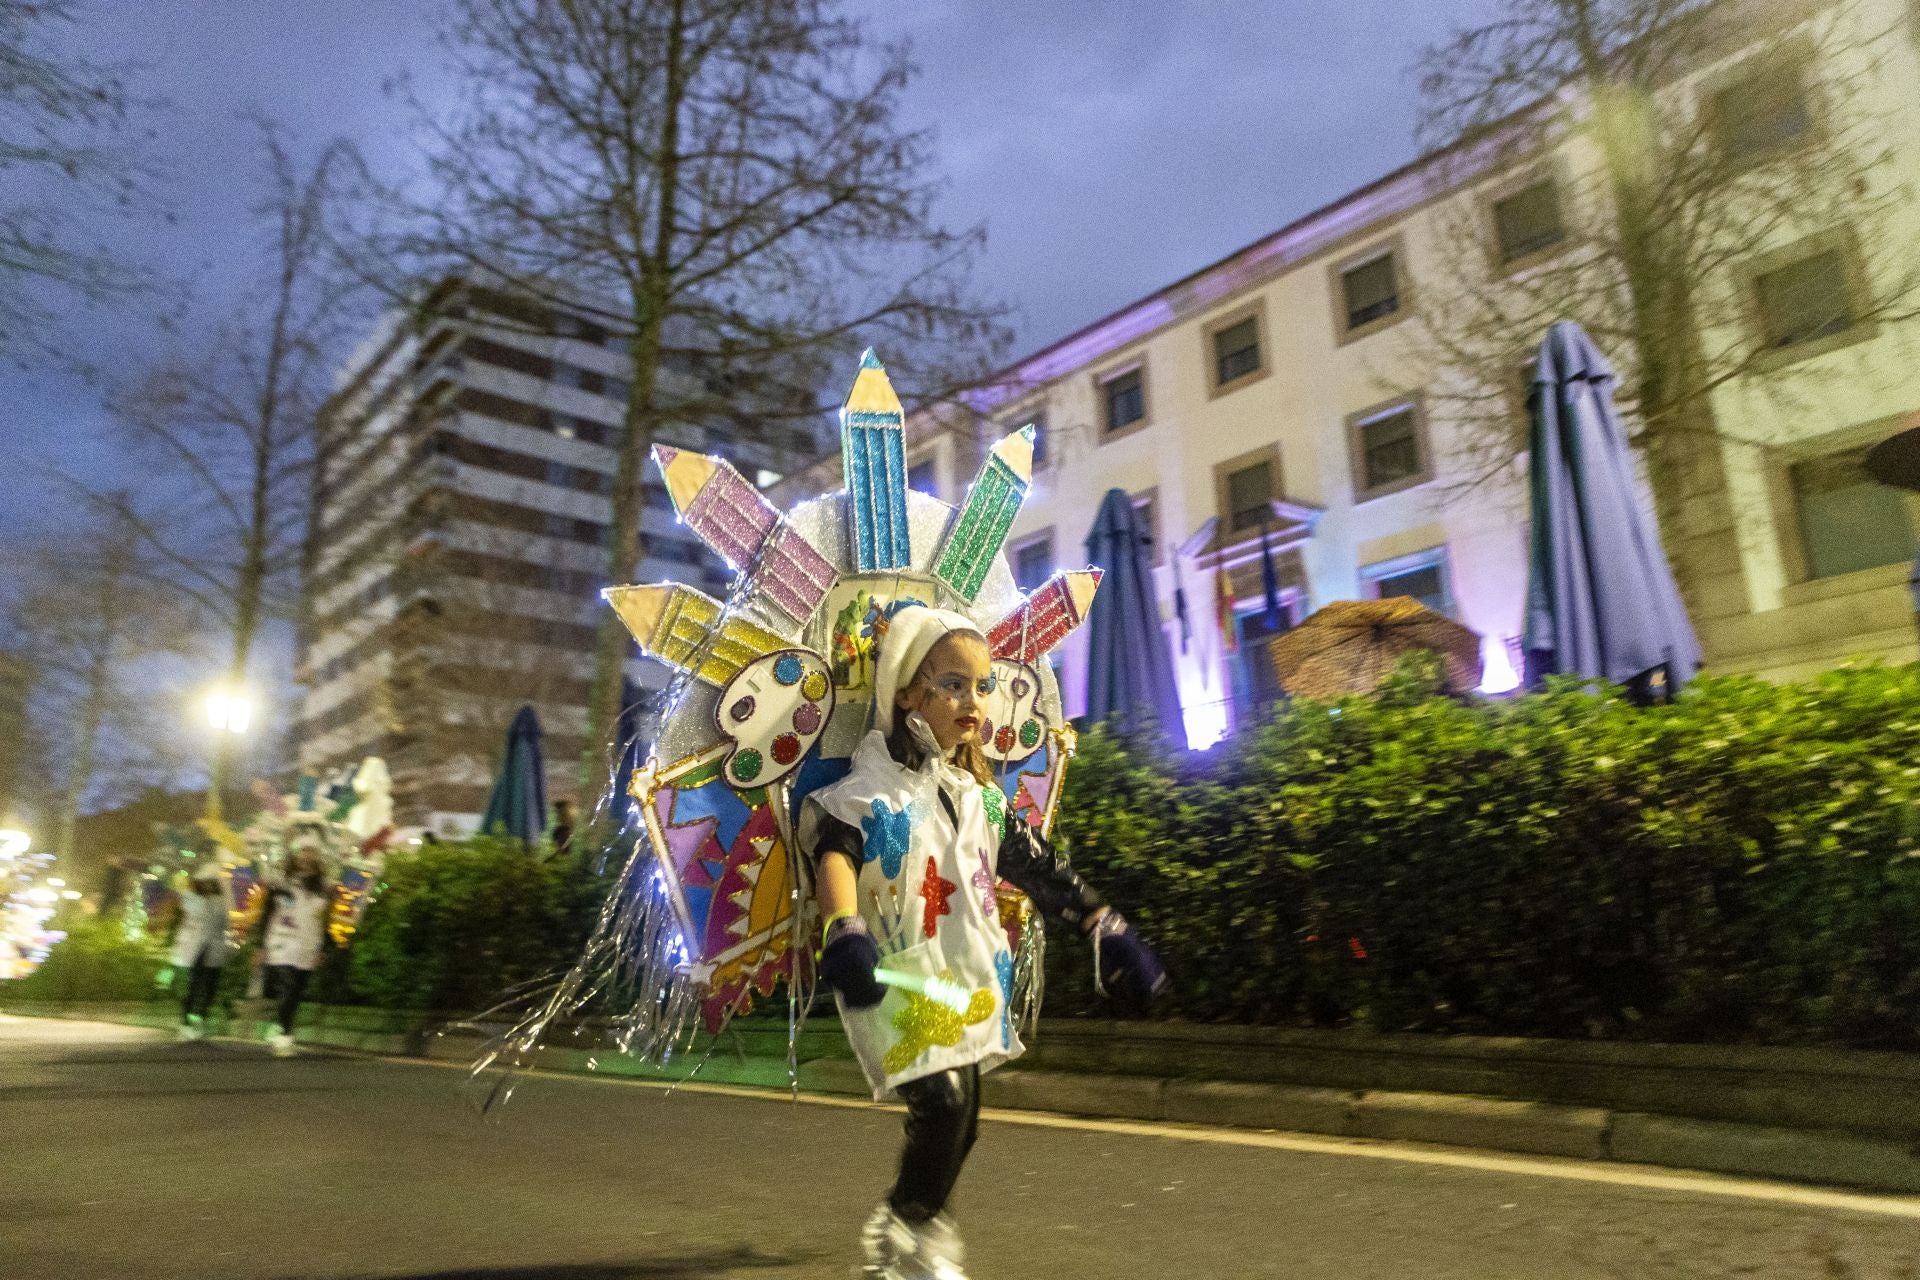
[729,696,756,722]
[994,725,1016,754]
[792,702,822,735]
[979,719,994,745]
[733,748,763,781]
[773,654,804,685]
[772,733,802,765]
[1018,718,1041,748]
[801,670,829,700]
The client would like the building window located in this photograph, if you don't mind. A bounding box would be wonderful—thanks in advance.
[1102,367,1146,436]
[1755,249,1855,349]
[907,458,937,495]
[1011,531,1055,593]
[1713,61,1813,162]
[1491,180,1565,264]
[1223,456,1277,535]
[1212,316,1262,389]
[1340,251,1401,333]
[1027,413,1049,469]
[1349,399,1430,499]
[1790,447,1914,579]
[1363,549,1453,616]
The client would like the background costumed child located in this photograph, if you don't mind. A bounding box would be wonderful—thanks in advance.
[802,604,1166,1280]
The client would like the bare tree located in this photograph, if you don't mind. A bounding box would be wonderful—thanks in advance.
[0,0,161,358]
[364,0,1010,792]
[68,122,367,813]
[1408,0,1919,591]
[5,507,196,869]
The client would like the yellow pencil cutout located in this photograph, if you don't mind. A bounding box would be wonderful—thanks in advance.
[604,583,786,686]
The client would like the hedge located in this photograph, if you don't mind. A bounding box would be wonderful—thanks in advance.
[11,665,1918,1049]
[1047,661,1920,1048]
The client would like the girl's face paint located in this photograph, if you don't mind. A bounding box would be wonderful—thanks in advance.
[900,632,994,751]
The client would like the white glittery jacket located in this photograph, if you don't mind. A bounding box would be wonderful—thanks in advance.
[801,728,1108,1101]
[803,729,1019,1099]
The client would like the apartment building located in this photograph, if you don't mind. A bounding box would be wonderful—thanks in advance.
[785,0,1920,747]
[295,279,817,831]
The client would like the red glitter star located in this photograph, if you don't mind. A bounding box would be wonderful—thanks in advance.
[919,856,957,938]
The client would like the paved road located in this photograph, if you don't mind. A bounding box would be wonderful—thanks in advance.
[1,1016,1916,1279]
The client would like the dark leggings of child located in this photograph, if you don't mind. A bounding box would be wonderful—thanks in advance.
[263,965,312,1032]
[182,957,223,1021]
[889,1064,981,1221]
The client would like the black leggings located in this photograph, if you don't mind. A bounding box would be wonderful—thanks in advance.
[263,965,312,1033]
[181,963,223,1021]
[890,1065,981,1220]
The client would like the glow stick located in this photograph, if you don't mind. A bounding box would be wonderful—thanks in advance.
[873,967,972,1015]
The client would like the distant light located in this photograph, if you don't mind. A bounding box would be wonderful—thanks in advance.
[206,687,254,734]
[61,890,80,900]
[1181,699,1229,750]
[0,830,28,860]
[47,878,63,888]
[1479,636,1522,694]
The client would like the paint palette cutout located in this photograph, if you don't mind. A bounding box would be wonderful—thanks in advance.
[978,659,1048,763]
[712,648,836,788]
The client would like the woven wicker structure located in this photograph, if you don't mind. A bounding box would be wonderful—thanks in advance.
[1268,597,1482,700]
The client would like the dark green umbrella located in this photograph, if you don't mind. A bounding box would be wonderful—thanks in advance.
[480,705,547,842]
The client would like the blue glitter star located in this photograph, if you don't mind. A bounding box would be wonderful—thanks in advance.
[861,798,915,879]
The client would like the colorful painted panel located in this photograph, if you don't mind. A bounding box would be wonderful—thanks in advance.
[636,748,804,1031]
[994,725,1075,835]
[327,865,378,946]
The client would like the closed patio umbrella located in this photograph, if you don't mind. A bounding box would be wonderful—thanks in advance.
[480,704,547,842]
[1523,320,1701,698]
[1084,488,1188,748]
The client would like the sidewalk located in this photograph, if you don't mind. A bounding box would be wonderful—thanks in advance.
[9,999,1919,1195]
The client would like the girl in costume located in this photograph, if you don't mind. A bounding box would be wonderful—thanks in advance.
[169,862,232,1040]
[259,847,331,1058]
[801,604,1167,1280]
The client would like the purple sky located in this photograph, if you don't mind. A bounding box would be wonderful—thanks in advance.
[0,0,1482,541]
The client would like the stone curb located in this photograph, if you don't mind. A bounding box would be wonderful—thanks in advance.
[8,1004,1919,1195]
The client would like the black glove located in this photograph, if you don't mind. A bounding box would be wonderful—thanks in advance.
[1090,912,1167,1017]
[818,915,884,1009]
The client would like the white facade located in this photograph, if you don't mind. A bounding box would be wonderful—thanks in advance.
[875,0,1920,747]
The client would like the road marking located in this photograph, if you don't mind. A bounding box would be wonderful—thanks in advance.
[380,1051,1920,1222]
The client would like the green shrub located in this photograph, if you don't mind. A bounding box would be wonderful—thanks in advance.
[1048,662,1920,1047]
[333,836,610,1011]
[1,919,167,1003]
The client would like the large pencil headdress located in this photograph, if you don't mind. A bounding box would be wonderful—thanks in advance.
[503,351,1103,1068]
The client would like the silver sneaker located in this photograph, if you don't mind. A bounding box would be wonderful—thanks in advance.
[860,1202,966,1280]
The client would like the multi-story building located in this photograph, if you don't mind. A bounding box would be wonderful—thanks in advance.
[295,279,818,831]
[787,0,1920,747]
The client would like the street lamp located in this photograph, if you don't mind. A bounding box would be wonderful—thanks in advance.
[202,684,255,822]
[206,687,254,735]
